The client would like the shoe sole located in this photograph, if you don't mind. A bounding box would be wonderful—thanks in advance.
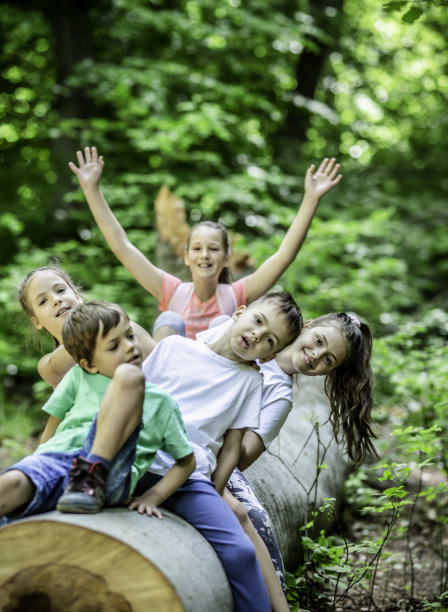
[57,494,103,514]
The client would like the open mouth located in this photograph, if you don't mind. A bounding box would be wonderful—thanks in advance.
[241,336,250,349]
[56,307,70,318]
[303,350,314,370]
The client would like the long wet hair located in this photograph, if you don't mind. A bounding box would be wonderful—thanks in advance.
[185,221,231,284]
[310,312,377,465]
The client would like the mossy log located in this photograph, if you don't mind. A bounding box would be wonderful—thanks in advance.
[0,375,351,612]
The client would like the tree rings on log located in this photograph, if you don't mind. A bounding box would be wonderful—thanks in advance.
[0,519,184,612]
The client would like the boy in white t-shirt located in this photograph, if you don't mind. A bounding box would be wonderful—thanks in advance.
[132,292,302,612]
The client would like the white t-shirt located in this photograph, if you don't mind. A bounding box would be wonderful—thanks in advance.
[197,320,293,448]
[142,335,262,480]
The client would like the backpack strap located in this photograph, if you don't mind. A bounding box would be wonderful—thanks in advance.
[215,284,238,316]
[168,282,238,317]
[167,283,195,315]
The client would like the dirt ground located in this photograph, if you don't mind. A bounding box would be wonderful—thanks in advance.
[332,508,448,611]
[309,468,448,612]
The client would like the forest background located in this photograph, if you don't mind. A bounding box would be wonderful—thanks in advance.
[0,0,447,610]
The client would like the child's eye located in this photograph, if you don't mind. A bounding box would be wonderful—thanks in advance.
[57,287,66,294]
[315,336,322,345]
[266,337,274,347]
[325,355,332,365]
[38,298,47,306]
[255,316,261,324]
[109,343,118,351]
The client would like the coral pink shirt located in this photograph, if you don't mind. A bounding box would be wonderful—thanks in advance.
[159,273,246,339]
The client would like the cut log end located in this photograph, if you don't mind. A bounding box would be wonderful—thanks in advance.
[0,520,184,612]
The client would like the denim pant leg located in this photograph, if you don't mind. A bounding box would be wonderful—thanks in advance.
[135,474,271,612]
[227,467,286,590]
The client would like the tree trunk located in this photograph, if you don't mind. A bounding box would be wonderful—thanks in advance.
[0,375,351,611]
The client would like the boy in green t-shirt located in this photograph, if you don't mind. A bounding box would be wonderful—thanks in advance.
[0,301,194,522]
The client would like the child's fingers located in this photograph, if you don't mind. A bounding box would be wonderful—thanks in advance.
[329,163,341,180]
[317,157,329,173]
[151,507,163,520]
[84,146,92,163]
[91,146,98,162]
[76,149,85,166]
[68,161,78,174]
[306,164,315,178]
[323,157,337,174]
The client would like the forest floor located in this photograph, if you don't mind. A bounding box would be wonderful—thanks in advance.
[331,505,447,611]
[306,466,448,612]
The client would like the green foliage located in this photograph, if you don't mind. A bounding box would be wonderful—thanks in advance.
[0,1,447,607]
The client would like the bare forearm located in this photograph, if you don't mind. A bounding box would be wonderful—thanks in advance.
[40,415,62,443]
[142,454,195,505]
[82,185,131,257]
[213,449,241,495]
[238,431,266,472]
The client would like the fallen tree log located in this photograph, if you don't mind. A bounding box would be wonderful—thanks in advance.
[0,374,351,612]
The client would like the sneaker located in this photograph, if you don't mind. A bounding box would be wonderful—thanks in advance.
[57,457,108,514]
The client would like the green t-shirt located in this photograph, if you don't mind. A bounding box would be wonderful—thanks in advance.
[36,365,192,493]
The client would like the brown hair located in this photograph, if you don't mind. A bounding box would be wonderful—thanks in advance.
[310,312,377,465]
[62,301,129,366]
[249,292,303,349]
[186,221,231,284]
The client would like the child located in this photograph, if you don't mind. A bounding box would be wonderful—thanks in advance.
[18,264,156,389]
[0,301,194,521]
[131,292,303,612]
[197,311,376,589]
[69,145,342,339]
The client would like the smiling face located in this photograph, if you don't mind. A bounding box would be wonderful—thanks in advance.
[81,315,143,378]
[27,270,82,341]
[225,303,293,363]
[184,225,229,282]
[290,323,349,376]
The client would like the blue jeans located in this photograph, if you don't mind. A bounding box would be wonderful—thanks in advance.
[3,416,141,521]
[134,473,271,612]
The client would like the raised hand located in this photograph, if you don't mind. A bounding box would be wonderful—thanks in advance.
[304,157,342,200]
[68,146,104,192]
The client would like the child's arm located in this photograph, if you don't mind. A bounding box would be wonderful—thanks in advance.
[128,452,195,517]
[212,428,245,495]
[40,415,62,444]
[238,431,266,472]
[38,346,77,387]
[69,146,165,301]
[244,158,342,303]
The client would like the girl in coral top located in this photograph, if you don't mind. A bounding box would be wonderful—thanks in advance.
[70,146,341,340]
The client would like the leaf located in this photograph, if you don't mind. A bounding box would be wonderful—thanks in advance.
[382,1,409,13]
[402,6,423,23]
